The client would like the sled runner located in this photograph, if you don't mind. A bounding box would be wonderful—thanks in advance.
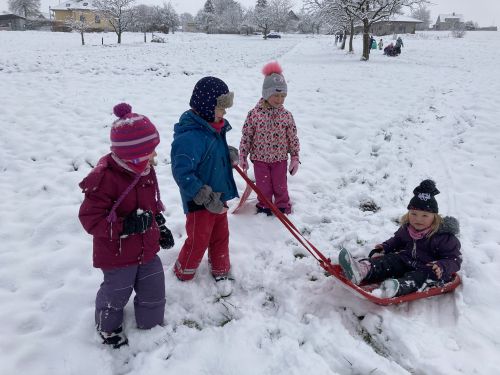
[232,183,253,214]
[233,165,462,306]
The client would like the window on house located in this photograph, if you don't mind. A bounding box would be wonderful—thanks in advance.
[95,15,100,23]
[66,3,70,6]
[83,2,88,5]
[80,15,85,22]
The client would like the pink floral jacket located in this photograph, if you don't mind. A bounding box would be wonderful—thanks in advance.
[239,99,300,163]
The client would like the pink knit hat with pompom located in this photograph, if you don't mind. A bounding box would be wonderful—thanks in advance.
[110,103,160,173]
[262,61,287,100]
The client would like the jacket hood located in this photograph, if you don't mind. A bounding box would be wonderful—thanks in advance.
[438,216,460,236]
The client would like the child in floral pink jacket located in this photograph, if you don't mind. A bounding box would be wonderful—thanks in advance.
[239,61,300,215]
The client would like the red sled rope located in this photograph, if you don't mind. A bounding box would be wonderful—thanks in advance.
[233,165,461,305]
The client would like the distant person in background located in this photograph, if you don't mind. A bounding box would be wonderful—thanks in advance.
[370,35,377,49]
[79,103,174,349]
[338,180,462,298]
[384,42,397,56]
[378,38,384,50]
[170,76,239,298]
[395,36,404,55]
[239,61,301,216]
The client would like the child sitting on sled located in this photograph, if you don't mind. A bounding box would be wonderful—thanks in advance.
[339,180,462,298]
[238,61,301,215]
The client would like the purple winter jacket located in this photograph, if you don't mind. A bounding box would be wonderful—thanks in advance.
[381,216,462,281]
[78,154,161,269]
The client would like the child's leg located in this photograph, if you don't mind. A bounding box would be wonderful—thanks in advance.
[363,253,411,284]
[254,161,274,209]
[207,212,230,277]
[134,255,166,329]
[395,269,437,296]
[95,265,137,333]
[174,210,216,281]
[270,160,291,213]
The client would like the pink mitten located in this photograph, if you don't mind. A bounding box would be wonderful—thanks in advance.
[239,154,248,171]
[289,156,300,176]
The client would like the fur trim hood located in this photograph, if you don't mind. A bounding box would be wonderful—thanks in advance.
[438,216,460,236]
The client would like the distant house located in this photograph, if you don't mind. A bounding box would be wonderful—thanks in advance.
[433,13,464,30]
[354,15,423,36]
[50,0,112,32]
[0,14,26,31]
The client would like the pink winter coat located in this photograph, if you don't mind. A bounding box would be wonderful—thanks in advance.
[78,154,161,269]
[239,99,300,163]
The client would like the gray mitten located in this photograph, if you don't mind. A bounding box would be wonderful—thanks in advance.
[228,146,239,166]
[193,185,224,213]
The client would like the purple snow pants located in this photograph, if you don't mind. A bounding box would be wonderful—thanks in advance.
[95,255,165,333]
[253,160,291,213]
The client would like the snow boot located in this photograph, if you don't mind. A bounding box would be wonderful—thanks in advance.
[380,278,400,298]
[214,275,234,297]
[256,206,272,216]
[98,326,128,349]
[338,248,364,285]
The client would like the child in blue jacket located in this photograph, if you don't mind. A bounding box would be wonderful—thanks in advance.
[170,76,239,297]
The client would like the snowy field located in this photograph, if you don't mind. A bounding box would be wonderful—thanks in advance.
[1,29,500,375]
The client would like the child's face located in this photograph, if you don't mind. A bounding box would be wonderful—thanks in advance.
[267,93,287,108]
[408,209,434,231]
[149,151,157,166]
[214,107,226,122]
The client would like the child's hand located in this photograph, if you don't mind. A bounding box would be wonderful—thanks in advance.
[427,262,443,279]
[368,244,384,258]
[239,154,248,171]
[289,156,300,176]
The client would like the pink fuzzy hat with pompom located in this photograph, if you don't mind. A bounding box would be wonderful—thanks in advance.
[261,61,287,100]
[110,103,160,173]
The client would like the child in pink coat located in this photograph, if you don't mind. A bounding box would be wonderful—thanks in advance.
[239,61,300,215]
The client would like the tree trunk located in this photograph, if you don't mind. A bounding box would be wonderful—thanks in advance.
[341,29,346,50]
[362,19,370,61]
[118,31,121,44]
[81,31,85,46]
[349,21,354,52]
[144,32,146,43]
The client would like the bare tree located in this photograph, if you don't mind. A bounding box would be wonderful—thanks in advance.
[65,15,93,45]
[268,0,292,32]
[94,0,136,44]
[155,2,180,34]
[411,4,430,30]
[254,0,273,37]
[131,4,156,42]
[8,0,40,18]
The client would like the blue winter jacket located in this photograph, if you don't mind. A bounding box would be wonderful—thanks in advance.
[171,110,238,214]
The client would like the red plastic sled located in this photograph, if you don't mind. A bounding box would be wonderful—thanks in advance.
[321,262,461,306]
[232,183,253,214]
[232,165,462,306]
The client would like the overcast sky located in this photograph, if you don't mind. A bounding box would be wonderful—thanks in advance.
[1,0,498,27]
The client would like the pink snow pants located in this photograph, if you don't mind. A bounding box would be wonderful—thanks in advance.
[174,209,230,281]
[253,160,291,213]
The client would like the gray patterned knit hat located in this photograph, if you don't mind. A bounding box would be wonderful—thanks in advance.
[262,61,287,100]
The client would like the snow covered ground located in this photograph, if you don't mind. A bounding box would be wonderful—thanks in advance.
[1,29,499,375]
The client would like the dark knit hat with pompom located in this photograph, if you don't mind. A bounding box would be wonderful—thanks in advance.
[407,179,440,213]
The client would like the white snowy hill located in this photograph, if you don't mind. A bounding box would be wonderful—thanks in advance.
[1,30,499,374]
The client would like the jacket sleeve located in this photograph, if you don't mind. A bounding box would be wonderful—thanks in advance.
[382,227,406,253]
[239,111,255,158]
[286,113,300,157]
[433,235,462,280]
[78,172,124,240]
[171,134,205,201]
